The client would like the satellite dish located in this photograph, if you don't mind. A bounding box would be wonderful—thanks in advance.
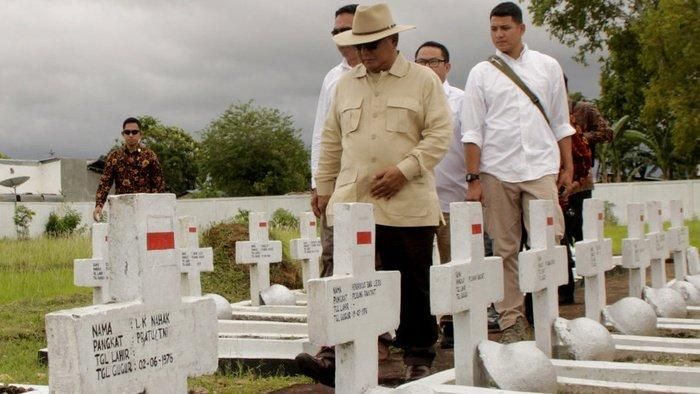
[0,176,30,203]
[0,176,30,188]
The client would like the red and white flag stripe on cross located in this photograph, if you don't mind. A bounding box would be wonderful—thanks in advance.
[147,217,175,251]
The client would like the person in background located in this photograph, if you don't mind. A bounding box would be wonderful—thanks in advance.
[93,117,165,221]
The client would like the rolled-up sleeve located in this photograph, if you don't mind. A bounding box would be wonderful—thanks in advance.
[548,63,575,141]
[460,67,486,148]
[397,74,452,180]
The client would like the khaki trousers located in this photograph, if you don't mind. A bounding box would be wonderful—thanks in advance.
[480,173,564,329]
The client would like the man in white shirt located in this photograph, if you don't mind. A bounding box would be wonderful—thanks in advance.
[414,41,466,349]
[310,4,360,278]
[461,1,574,343]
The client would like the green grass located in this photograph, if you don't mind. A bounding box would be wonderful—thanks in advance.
[605,219,699,255]
[0,232,308,391]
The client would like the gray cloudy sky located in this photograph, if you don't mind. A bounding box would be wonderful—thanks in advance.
[0,0,601,160]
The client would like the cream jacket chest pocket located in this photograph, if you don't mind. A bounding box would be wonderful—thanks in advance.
[386,97,420,134]
[339,97,363,135]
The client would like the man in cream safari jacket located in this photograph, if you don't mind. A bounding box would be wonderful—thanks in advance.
[313,3,452,382]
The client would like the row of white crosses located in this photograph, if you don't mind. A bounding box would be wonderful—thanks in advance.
[48,194,217,393]
[667,200,690,280]
[646,201,669,288]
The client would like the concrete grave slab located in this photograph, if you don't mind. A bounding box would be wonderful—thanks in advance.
[307,203,401,393]
[290,211,322,290]
[646,201,669,288]
[621,203,651,298]
[46,194,217,394]
[235,212,283,306]
[429,202,503,386]
[574,199,614,322]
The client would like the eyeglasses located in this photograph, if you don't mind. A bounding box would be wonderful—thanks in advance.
[331,26,352,36]
[415,58,446,67]
[122,129,140,136]
[354,38,384,51]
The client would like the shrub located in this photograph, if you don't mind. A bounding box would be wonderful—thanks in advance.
[13,205,35,239]
[45,206,83,237]
[270,208,299,230]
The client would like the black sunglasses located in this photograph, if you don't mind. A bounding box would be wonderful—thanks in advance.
[354,38,384,51]
[331,26,352,36]
[122,129,140,136]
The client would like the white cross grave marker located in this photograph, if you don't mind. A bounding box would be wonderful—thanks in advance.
[235,212,283,306]
[290,211,322,290]
[307,203,400,393]
[646,201,668,288]
[519,199,568,357]
[74,223,110,304]
[666,200,690,281]
[621,203,651,297]
[689,247,700,276]
[574,199,614,322]
[430,202,503,386]
[176,216,214,297]
[46,194,217,393]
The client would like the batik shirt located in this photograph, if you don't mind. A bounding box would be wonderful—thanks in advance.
[95,146,166,208]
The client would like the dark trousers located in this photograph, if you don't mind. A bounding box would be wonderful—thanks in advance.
[376,225,438,367]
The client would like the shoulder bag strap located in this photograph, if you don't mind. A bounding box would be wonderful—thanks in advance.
[488,55,550,125]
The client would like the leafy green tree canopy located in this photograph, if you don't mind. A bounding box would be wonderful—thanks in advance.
[0,152,9,159]
[199,101,310,197]
[138,116,200,197]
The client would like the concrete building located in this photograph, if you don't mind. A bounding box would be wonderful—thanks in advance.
[0,158,101,202]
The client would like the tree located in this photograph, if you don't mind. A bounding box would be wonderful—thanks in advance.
[138,116,200,197]
[635,0,700,158]
[199,101,310,197]
[527,0,698,178]
[0,152,9,159]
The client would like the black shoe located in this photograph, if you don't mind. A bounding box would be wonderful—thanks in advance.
[440,321,454,349]
[295,352,335,387]
[488,306,500,332]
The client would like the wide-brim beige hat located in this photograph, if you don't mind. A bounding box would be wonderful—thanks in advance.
[333,3,415,46]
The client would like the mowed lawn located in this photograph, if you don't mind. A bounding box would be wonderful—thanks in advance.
[1,221,698,391]
[0,234,309,392]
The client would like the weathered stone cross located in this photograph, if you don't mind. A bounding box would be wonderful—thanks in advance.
[235,212,283,306]
[290,211,322,290]
[430,202,503,386]
[518,199,568,357]
[575,199,614,322]
[46,194,218,393]
[307,203,400,393]
[621,203,651,297]
[74,222,110,304]
[666,200,690,281]
[646,201,668,288]
[175,216,213,297]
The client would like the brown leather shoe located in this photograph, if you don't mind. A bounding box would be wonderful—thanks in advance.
[404,365,431,381]
[294,352,335,387]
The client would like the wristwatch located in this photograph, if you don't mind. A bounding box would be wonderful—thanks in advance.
[465,173,480,183]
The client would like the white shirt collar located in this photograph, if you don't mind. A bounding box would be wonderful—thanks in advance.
[496,43,529,63]
[340,58,352,71]
[442,80,451,95]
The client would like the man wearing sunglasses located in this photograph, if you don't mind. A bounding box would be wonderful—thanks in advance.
[93,117,165,221]
[310,4,360,280]
[311,3,452,383]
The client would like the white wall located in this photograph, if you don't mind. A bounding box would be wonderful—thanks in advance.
[0,159,61,195]
[592,180,699,224]
[1,180,698,239]
[0,194,312,239]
